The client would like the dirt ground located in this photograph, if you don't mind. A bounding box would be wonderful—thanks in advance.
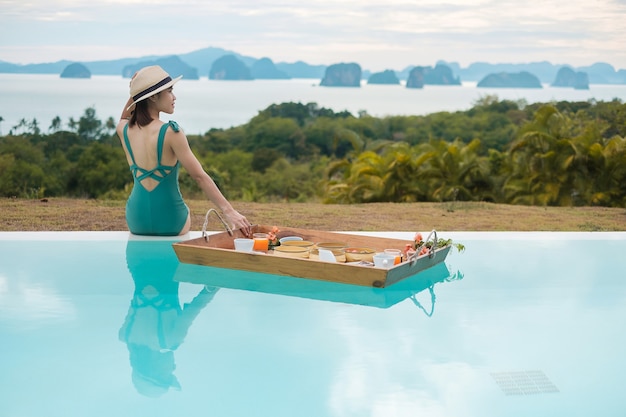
[2,198,625,232]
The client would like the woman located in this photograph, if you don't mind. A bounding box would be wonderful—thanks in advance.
[116,65,252,236]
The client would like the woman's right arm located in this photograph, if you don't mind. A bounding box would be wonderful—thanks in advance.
[168,128,252,236]
[120,97,134,120]
[117,73,137,136]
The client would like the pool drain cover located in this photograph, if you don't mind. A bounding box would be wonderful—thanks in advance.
[490,370,559,395]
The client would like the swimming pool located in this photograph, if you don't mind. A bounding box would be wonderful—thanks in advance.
[1,231,625,416]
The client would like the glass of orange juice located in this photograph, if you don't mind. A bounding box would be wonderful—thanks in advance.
[384,249,402,265]
[253,233,269,251]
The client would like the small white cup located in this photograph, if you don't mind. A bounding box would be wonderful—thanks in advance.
[373,253,395,269]
[234,238,254,252]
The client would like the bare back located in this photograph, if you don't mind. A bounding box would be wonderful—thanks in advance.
[118,120,179,191]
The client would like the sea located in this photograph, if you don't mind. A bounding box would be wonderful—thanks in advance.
[1,73,625,135]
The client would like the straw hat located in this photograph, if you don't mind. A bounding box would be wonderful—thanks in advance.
[127,65,182,111]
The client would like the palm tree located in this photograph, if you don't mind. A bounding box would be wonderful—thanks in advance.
[379,142,427,202]
[332,128,364,158]
[11,118,28,135]
[324,138,492,204]
[49,116,62,133]
[324,151,386,203]
[28,118,40,136]
[68,117,78,132]
[576,134,626,206]
[416,138,491,202]
[503,105,578,205]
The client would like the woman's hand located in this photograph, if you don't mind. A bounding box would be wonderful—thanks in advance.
[222,208,252,237]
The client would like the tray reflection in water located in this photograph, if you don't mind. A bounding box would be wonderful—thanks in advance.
[174,261,463,310]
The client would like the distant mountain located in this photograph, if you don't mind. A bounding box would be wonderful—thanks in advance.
[0,47,253,77]
[121,55,199,79]
[462,61,557,83]
[576,62,626,84]
[1,46,625,84]
[77,57,155,75]
[251,58,290,79]
[413,60,626,85]
[0,59,74,74]
[178,47,256,75]
[275,61,326,79]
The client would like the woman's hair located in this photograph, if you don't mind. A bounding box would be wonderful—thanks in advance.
[129,98,154,127]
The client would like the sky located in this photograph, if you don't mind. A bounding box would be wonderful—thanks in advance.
[1,0,626,72]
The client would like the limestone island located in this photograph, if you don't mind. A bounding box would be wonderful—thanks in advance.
[320,63,362,87]
[210,54,253,80]
[406,64,461,89]
[477,71,543,88]
[368,70,400,85]
[60,63,91,79]
[551,67,589,90]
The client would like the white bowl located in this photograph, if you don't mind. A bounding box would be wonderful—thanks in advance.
[234,238,254,252]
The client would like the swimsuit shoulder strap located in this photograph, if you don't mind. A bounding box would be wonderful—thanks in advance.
[156,120,180,164]
[122,123,137,164]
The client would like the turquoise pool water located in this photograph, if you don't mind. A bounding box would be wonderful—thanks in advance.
[1,231,625,417]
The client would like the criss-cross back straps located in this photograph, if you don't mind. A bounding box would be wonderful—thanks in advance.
[123,121,180,182]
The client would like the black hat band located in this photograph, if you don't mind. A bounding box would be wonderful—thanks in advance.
[132,76,172,101]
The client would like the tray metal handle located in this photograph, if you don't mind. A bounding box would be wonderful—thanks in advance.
[202,209,234,242]
[408,229,438,265]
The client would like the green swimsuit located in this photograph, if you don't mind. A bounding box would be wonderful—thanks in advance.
[123,121,189,236]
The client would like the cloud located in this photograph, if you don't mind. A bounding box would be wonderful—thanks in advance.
[1,0,625,68]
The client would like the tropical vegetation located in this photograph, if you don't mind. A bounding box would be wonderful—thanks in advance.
[1,96,625,207]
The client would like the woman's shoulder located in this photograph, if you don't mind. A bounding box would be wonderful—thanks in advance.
[116,119,129,135]
[162,120,187,147]
[166,120,181,133]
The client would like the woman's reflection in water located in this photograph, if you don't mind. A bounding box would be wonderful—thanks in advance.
[119,239,218,397]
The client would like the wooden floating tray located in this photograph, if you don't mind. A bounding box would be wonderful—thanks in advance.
[173,225,451,288]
